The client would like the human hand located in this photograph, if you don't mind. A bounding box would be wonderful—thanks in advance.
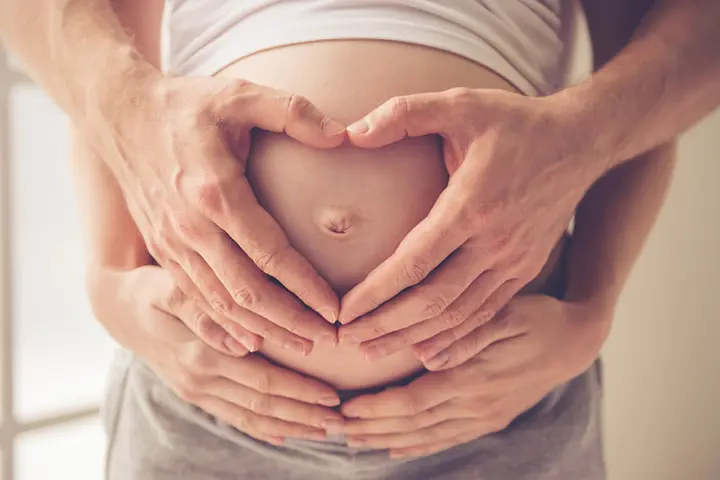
[338,89,601,360]
[89,265,345,445]
[339,295,611,458]
[93,74,347,354]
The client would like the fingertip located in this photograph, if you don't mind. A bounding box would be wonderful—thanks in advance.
[321,118,347,137]
[340,402,362,418]
[423,352,450,371]
[318,394,341,407]
[223,337,249,357]
[337,296,362,324]
[346,120,369,135]
[318,306,339,324]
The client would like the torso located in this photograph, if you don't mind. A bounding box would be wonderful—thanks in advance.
[216,40,563,390]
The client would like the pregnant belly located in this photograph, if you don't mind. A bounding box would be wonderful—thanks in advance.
[215,41,550,390]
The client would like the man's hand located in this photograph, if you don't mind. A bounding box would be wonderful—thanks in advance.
[90,265,345,445]
[94,74,347,354]
[337,89,600,362]
[339,295,611,458]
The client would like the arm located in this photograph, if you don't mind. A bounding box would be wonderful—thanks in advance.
[567,0,720,172]
[1,0,345,346]
[563,145,677,311]
[70,127,264,354]
[563,0,680,310]
[0,0,158,122]
[336,145,677,455]
[72,137,347,442]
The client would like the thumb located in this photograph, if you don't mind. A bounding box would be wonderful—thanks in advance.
[221,81,347,149]
[347,92,451,148]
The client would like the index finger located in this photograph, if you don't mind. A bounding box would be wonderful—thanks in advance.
[340,372,453,419]
[338,247,493,348]
[193,168,339,324]
[339,184,471,323]
[217,354,341,407]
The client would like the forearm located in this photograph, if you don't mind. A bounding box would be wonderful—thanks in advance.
[0,0,160,126]
[563,143,676,309]
[69,126,150,270]
[559,0,720,172]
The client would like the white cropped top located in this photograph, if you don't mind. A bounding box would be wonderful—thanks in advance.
[162,0,588,96]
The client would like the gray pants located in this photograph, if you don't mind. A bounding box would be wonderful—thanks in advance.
[102,348,605,479]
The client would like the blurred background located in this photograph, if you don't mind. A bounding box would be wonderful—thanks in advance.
[0,18,719,480]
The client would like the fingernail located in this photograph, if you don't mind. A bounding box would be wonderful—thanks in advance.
[364,345,386,362]
[347,120,369,134]
[316,333,338,348]
[347,437,366,447]
[224,337,246,355]
[284,340,310,355]
[318,395,340,407]
[417,344,440,362]
[239,337,259,353]
[425,352,449,370]
[322,118,346,136]
[318,307,338,324]
[322,417,345,430]
[342,405,361,418]
[340,333,361,345]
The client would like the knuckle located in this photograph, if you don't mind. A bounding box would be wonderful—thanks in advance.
[195,313,219,337]
[230,78,253,92]
[440,307,467,328]
[184,341,217,374]
[174,215,201,240]
[252,245,287,275]
[248,371,271,394]
[446,87,474,105]
[388,95,410,119]
[190,180,223,214]
[165,284,187,312]
[284,309,303,335]
[286,94,313,119]
[210,298,233,314]
[399,256,431,286]
[371,324,388,337]
[231,286,260,309]
[248,395,273,415]
[174,372,202,402]
[418,291,449,317]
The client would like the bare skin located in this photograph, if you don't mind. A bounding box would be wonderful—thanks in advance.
[335,0,720,367]
[216,41,564,389]
[72,10,676,453]
[1,0,719,354]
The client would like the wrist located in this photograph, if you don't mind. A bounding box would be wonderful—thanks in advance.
[84,48,161,136]
[546,82,625,178]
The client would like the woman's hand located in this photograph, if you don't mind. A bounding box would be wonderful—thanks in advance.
[97,74,346,354]
[338,294,612,458]
[337,89,601,354]
[88,265,345,445]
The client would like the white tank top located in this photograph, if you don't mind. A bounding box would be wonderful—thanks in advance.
[162,0,587,96]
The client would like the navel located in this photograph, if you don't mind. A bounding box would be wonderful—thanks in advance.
[315,207,356,238]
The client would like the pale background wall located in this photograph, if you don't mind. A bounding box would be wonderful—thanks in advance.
[602,106,720,480]
[565,13,720,480]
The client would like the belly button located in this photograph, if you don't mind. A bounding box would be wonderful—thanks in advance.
[315,208,355,237]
